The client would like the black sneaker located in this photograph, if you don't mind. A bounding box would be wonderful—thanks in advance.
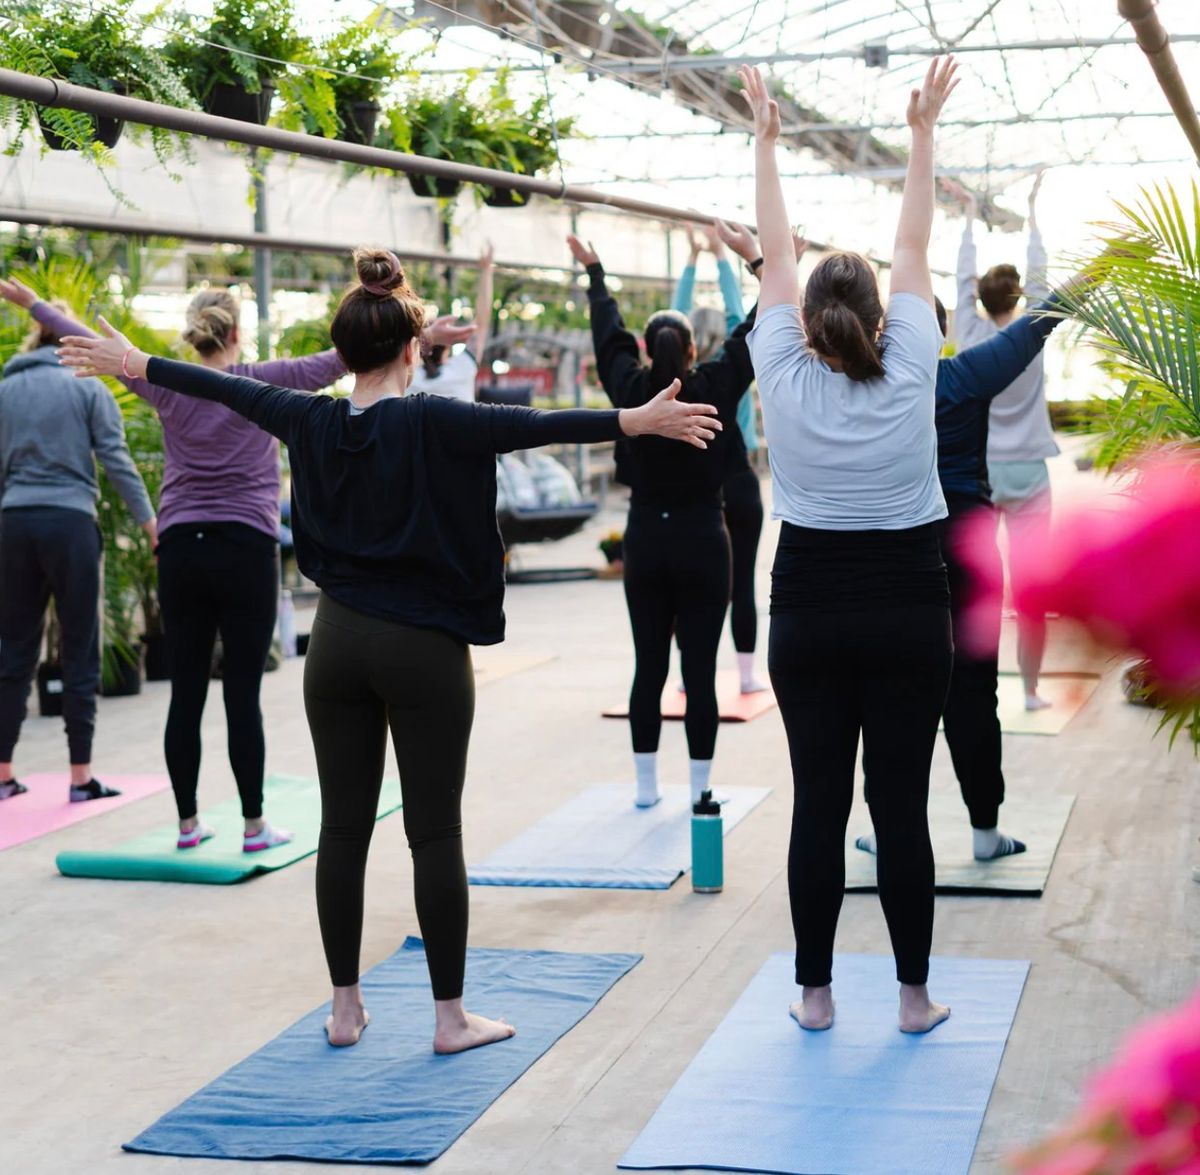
[0,780,27,800]
[69,779,122,803]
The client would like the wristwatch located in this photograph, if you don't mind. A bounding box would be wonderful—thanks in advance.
[747,257,764,275]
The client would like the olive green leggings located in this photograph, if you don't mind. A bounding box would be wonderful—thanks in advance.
[304,593,475,998]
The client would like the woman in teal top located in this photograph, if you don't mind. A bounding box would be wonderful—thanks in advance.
[672,223,766,694]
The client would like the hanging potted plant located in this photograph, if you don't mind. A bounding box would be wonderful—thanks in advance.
[293,18,416,147]
[166,0,312,126]
[477,77,576,209]
[0,0,197,163]
[402,81,494,200]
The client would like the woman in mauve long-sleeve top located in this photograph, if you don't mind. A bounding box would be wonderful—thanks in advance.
[58,246,720,1054]
[0,279,348,852]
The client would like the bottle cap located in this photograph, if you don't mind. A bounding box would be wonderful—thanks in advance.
[692,789,721,816]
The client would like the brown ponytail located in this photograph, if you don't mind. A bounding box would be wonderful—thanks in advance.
[644,310,693,392]
[330,247,427,374]
[803,252,885,382]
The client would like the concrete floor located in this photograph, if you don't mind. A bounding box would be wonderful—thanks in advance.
[3,456,1198,1175]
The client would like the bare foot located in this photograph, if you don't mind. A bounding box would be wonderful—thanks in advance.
[1024,693,1052,712]
[433,1010,516,1054]
[789,985,834,1031]
[899,984,950,1034]
[325,1008,369,1047]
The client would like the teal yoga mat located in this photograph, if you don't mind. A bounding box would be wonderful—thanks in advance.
[55,774,401,884]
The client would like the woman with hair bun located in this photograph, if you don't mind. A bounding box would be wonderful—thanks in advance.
[742,57,958,1034]
[0,281,372,852]
[58,246,722,1053]
[567,233,757,812]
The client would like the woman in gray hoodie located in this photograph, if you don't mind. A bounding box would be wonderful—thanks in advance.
[0,309,156,802]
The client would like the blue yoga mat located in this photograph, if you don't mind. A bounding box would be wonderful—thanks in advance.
[125,937,640,1165]
[468,783,771,889]
[620,953,1029,1175]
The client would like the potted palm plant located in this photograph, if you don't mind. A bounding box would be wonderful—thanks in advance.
[36,603,65,718]
[0,0,196,162]
[166,0,312,126]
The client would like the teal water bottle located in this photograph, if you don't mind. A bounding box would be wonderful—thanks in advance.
[691,790,724,893]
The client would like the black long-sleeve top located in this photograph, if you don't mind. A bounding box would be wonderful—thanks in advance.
[586,263,757,508]
[146,357,625,644]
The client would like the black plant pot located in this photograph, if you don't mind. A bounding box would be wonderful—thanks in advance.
[38,82,126,151]
[408,171,462,200]
[205,82,275,125]
[143,632,170,682]
[101,646,143,698]
[37,662,64,718]
[338,100,379,146]
[483,185,528,208]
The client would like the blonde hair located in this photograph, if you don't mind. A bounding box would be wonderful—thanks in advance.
[182,289,239,358]
[22,299,73,352]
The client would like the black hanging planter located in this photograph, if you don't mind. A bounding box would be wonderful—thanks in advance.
[337,100,379,147]
[38,82,126,151]
[36,662,64,718]
[101,645,143,698]
[143,632,170,682]
[408,171,463,200]
[205,82,275,125]
[482,185,528,209]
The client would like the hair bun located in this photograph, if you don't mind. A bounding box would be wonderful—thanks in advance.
[354,248,405,296]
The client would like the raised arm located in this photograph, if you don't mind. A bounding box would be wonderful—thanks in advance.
[0,279,170,408]
[1025,172,1049,303]
[890,56,959,307]
[56,319,312,444]
[432,378,722,456]
[473,242,495,361]
[672,229,702,316]
[738,66,798,311]
[568,236,646,408]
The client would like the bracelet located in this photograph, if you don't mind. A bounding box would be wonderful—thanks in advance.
[120,346,137,380]
[747,257,764,274]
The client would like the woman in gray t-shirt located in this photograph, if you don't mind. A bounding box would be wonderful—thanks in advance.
[741,58,958,1035]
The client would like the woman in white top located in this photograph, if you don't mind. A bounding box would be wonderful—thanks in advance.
[741,58,957,1034]
[955,179,1057,710]
[409,244,495,402]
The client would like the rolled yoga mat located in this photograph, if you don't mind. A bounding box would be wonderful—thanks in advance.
[468,782,771,889]
[620,953,1029,1175]
[603,669,778,724]
[125,936,641,1165]
[845,788,1075,896]
[55,773,400,884]
[0,772,169,851]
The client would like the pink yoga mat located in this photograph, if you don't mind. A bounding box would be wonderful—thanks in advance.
[0,773,169,851]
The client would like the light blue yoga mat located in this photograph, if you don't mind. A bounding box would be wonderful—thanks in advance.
[125,937,640,1165]
[620,953,1029,1175]
[468,783,771,889]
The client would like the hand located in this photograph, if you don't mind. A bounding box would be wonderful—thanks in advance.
[686,228,704,263]
[479,241,495,270]
[737,65,780,143]
[906,55,958,132]
[423,314,474,350]
[793,232,809,262]
[702,222,726,259]
[57,316,144,379]
[142,518,158,549]
[713,219,758,264]
[619,379,723,450]
[567,235,600,268]
[0,277,37,309]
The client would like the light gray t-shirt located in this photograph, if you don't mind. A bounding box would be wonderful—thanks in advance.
[748,293,947,531]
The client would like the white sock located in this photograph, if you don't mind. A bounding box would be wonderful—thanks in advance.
[736,652,767,693]
[634,752,659,807]
[689,758,713,804]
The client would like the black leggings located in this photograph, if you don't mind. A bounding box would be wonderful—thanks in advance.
[722,468,764,655]
[305,593,474,999]
[940,501,1005,830]
[157,523,278,822]
[0,507,102,764]
[624,502,730,760]
[769,525,951,988]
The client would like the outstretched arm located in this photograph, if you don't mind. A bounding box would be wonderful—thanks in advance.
[891,56,959,307]
[473,242,495,360]
[57,319,311,444]
[738,66,798,311]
